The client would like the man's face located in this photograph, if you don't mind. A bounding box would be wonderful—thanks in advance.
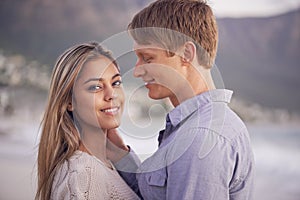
[133,43,188,105]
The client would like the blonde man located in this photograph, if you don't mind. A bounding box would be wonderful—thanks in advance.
[109,1,255,199]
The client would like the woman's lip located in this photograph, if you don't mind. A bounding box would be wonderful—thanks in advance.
[100,106,120,113]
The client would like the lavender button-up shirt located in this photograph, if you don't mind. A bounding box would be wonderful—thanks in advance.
[116,89,255,200]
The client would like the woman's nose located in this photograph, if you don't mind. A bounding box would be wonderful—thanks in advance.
[104,86,117,101]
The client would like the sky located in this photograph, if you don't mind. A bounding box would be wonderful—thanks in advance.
[207,0,300,17]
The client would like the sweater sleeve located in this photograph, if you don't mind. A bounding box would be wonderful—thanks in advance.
[52,151,141,200]
[67,164,109,200]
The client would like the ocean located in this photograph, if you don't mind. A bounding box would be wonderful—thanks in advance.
[0,116,299,200]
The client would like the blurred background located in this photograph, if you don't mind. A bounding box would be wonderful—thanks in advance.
[0,0,299,199]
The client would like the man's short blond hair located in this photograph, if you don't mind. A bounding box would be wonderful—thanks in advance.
[128,0,218,68]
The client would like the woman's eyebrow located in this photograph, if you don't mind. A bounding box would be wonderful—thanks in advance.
[84,78,103,84]
[83,73,121,84]
[112,73,121,79]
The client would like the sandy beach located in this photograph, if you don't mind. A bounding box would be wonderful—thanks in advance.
[0,156,36,200]
[0,138,37,200]
[0,124,300,200]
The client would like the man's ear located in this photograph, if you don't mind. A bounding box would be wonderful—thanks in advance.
[67,102,73,111]
[182,41,196,63]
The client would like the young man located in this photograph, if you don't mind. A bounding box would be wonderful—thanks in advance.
[109,0,255,199]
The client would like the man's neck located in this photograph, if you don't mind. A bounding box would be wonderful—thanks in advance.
[169,67,215,107]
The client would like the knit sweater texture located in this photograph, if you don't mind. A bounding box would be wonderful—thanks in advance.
[51,151,140,200]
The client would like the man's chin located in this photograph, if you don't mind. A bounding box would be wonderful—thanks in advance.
[148,92,165,100]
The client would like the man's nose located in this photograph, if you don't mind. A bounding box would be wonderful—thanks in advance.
[133,60,146,77]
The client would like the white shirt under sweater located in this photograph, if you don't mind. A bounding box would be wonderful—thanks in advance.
[51,150,140,200]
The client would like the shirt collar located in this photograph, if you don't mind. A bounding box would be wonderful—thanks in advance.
[168,89,233,127]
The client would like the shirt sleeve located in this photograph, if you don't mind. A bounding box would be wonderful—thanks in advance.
[165,128,238,200]
[113,147,142,197]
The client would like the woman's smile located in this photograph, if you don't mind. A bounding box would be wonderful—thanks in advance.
[100,106,120,115]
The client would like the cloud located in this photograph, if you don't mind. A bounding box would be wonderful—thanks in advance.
[208,0,300,17]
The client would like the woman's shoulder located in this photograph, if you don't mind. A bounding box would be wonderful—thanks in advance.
[53,151,107,186]
[51,151,110,199]
[68,151,97,168]
[66,150,110,175]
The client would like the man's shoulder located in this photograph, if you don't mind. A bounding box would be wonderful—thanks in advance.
[183,105,248,142]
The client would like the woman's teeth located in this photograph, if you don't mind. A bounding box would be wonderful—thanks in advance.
[102,107,118,113]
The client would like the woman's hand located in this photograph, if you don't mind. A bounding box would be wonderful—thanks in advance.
[106,129,129,163]
[107,129,129,151]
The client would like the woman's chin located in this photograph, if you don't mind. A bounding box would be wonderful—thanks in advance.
[105,121,121,130]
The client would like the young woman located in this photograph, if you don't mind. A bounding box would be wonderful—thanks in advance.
[35,42,140,200]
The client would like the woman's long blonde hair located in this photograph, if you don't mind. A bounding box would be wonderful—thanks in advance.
[35,42,118,200]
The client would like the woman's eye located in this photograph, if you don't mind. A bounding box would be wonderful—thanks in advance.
[88,85,102,91]
[113,80,122,87]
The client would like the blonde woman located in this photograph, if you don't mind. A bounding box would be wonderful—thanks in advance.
[35,42,140,200]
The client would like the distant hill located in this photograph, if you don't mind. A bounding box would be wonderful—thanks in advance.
[0,0,143,64]
[0,0,299,112]
[216,9,300,112]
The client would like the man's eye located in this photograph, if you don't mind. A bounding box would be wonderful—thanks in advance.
[143,57,152,63]
[113,80,122,87]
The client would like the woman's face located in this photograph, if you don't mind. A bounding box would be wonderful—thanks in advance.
[71,56,125,131]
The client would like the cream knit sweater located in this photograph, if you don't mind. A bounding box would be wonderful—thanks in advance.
[51,151,140,200]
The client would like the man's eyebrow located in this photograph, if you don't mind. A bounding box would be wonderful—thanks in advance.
[83,73,121,84]
[135,50,153,57]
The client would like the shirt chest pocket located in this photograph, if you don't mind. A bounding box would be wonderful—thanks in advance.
[140,168,167,200]
[145,168,167,187]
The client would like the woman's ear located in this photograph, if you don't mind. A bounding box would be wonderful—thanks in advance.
[67,102,73,111]
[182,41,196,64]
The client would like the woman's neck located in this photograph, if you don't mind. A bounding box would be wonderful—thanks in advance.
[80,128,109,163]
